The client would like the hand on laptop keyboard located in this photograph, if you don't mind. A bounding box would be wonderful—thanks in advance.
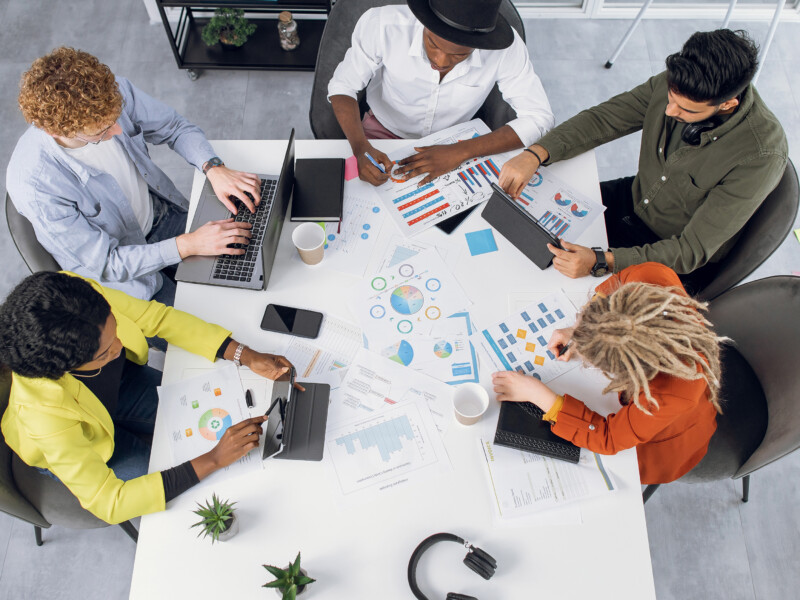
[206,165,262,215]
[175,218,253,259]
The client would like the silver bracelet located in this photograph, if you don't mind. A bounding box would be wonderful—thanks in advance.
[233,343,245,367]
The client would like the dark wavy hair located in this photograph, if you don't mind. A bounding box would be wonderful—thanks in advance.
[666,29,758,105]
[0,273,111,379]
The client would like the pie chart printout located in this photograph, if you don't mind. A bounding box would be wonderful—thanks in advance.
[390,285,425,315]
[198,408,232,441]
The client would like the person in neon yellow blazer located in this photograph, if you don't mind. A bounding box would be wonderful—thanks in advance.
[1,271,294,524]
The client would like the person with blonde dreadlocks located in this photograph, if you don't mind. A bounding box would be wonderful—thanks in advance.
[492,262,723,484]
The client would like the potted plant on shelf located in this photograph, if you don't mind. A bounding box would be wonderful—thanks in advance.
[201,8,257,49]
[263,552,316,599]
[190,493,238,544]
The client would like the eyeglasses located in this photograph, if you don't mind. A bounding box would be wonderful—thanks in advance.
[74,121,116,145]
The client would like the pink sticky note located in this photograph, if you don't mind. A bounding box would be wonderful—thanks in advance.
[345,155,359,181]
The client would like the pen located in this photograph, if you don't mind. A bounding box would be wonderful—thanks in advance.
[264,396,282,417]
[364,152,386,173]
[558,342,572,357]
[245,389,254,409]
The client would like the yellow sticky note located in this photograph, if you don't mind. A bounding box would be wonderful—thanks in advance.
[534,356,545,366]
[516,329,527,339]
[525,342,536,352]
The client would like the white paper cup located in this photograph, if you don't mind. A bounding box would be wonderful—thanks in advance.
[453,383,490,426]
[292,223,325,265]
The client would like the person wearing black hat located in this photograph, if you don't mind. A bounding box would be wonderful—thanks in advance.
[328,0,554,187]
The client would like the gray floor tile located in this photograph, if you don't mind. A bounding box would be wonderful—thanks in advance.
[0,512,14,579]
[526,18,649,63]
[242,71,315,141]
[644,479,756,600]
[0,519,135,600]
[739,451,800,600]
[642,19,725,63]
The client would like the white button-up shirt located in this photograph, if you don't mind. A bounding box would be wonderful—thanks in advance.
[327,6,554,146]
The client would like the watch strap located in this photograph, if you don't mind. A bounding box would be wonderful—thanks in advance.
[202,156,224,175]
[233,343,245,367]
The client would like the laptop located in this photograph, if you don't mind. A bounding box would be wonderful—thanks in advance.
[175,129,296,290]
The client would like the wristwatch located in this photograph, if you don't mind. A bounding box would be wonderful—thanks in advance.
[590,247,610,277]
[202,156,224,175]
[232,343,245,367]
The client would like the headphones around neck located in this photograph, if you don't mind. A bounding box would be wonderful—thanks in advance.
[680,115,724,146]
[408,533,498,600]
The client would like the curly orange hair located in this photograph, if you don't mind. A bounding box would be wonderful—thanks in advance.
[18,47,123,137]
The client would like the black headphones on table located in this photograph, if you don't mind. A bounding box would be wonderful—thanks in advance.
[408,533,498,600]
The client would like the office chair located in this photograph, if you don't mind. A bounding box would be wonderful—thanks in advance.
[0,370,139,545]
[643,275,800,504]
[688,159,799,302]
[5,192,60,273]
[308,0,527,139]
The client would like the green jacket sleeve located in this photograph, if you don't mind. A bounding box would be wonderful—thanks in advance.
[537,75,659,163]
[611,152,788,273]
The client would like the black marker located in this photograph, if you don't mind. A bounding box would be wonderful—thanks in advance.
[557,342,572,358]
[245,389,254,409]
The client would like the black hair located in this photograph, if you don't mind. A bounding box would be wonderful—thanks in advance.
[665,29,759,105]
[0,272,111,379]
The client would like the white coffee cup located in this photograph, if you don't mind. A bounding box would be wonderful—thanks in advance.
[292,223,325,265]
[453,383,490,426]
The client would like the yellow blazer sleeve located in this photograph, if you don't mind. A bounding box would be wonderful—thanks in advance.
[17,405,165,524]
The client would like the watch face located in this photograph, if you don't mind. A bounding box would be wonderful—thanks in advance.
[591,266,609,277]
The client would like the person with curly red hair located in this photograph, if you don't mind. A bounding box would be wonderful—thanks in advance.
[8,47,261,309]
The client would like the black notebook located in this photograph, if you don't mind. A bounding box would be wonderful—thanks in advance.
[290,158,345,222]
[494,401,580,464]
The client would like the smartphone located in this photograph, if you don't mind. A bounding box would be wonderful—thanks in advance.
[260,304,323,339]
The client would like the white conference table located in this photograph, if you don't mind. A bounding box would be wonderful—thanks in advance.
[130,140,656,599]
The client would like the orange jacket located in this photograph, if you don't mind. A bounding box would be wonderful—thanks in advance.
[551,263,718,484]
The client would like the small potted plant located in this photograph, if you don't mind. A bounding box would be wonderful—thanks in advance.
[190,493,238,543]
[263,552,316,599]
[201,8,257,49]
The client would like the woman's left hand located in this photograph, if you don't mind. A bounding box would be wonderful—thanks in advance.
[492,371,558,412]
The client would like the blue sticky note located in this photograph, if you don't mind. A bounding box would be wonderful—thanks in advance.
[465,229,498,256]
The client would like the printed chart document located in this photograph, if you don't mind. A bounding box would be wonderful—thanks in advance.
[158,364,261,479]
[479,438,616,519]
[376,119,515,236]
[325,396,451,501]
[322,179,386,276]
[282,315,363,381]
[328,348,455,434]
[479,291,579,383]
[376,234,458,272]
[353,249,471,349]
[514,165,605,244]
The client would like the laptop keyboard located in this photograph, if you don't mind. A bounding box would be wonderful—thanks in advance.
[212,178,277,282]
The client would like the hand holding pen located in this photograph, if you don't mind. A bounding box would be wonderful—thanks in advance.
[354,144,391,186]
[547,327,576,362]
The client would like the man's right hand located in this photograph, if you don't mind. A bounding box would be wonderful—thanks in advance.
[175,218,252,259]
[354,144,392,186]
[498,147,546,198]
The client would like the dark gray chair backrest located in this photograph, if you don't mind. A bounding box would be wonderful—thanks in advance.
[704,276,800,478]
[309,0,526,139]
[5,193,60,274]
[0,370,50,528]
[695,160,799,301]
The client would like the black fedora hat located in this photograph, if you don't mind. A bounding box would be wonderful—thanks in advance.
[407,0,514,51]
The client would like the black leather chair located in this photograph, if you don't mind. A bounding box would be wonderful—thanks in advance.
[643,275,800,504]
[0,370,138,545]
[688,159,799,301]
[5,192,60,273]
[309,0,526,139]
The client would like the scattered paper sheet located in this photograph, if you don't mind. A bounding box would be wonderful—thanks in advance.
[375,119,515,236]
[325,395,451,501]
[376,234,458,272]
[465,228,498,256]
[479,438,615,519]
[282,315,363,381]
[513,165,605,244]
[353,249,471,350]
[322,181,386,276]
[479,291,579,383]
[158,364,262,480]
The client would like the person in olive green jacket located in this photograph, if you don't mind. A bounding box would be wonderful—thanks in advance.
[499,29,788,286]
[0,271,296,524]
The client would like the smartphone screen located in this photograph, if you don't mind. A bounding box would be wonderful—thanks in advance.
[260,304,323,339]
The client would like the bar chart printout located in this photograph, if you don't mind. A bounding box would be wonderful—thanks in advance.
[325,398,450,499]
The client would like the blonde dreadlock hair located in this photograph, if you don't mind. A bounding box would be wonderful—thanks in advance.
[572,282,723,415]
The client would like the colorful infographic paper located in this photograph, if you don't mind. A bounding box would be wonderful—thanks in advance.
[353,249,471,350]
[322,181,386,276]
[376,119,515,236]
[281,315,363,381]
[479,291,579,383]
[513,165,605,243]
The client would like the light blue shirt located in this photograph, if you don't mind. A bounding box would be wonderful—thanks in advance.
[6,77,216,300]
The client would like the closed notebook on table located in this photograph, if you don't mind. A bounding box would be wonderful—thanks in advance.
[494,401,580,464]
[290,158,345,222]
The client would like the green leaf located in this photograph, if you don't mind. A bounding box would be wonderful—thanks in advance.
[284,584,297,600]
[294,575,315,586]
[263,565,287,579]
[262,581,284,589]
[290,552,302,577]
